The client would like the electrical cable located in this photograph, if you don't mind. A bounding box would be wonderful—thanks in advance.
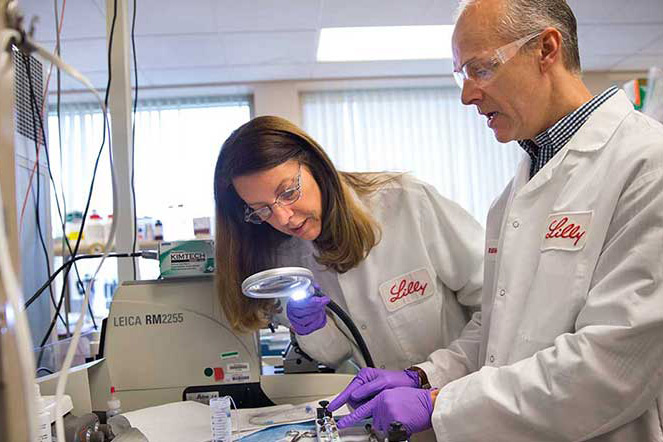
[36,367,55,375]
[0,28,39,440]
[54,0,70,335]
[31,64,110,363]
[27,252,149,379]
[30,3,120,439]
[25,251,146,311]
[24,53,68,331]
[41,0,92,328]
[24,50,73,331]
[15,4,120,437]
[25,8,119,366]
[14,0,90,343]
[0,28,20,51]
[130,0,138,280]
[29,183,68,329]
[315,290,376,368]
[25,51,99,339]
[25,13,118,368]
[18,0,67,232]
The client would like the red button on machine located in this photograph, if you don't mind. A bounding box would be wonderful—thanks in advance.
[213,367,224,381]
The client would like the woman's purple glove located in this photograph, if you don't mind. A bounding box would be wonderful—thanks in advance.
[337,387,434,436]
[328,368,420,411]
[286,295,330,335]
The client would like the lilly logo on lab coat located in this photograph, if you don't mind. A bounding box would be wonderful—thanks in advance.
[379,268,433,313]
[541,211,592,251]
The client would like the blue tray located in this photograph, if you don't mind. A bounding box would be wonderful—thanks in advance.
[238,421,317,442]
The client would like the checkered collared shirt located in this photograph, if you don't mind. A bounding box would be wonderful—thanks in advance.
[518,86,619,178]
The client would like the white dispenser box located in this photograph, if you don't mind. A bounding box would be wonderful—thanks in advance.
[158,240,215,278]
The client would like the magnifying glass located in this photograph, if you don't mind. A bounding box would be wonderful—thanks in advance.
[242,267,375,368]
[241,267,315,301]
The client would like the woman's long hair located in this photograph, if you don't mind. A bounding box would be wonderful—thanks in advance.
[214,116,397,331]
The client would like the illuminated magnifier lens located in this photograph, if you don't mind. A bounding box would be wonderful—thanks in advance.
[289,289,309,301]
[241,267,314,299]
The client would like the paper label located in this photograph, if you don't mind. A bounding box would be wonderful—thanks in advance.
[226,362,250,374]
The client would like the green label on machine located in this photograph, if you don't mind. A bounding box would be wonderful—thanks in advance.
[221,351,239,360]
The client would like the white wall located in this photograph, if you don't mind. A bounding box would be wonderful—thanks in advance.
[250,76,457,126]
[252,82,302,125]
[583,71,648,95]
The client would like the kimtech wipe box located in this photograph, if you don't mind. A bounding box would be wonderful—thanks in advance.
[158,240,215,278]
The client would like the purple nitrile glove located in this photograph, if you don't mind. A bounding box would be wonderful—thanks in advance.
[336,387,434,436]
[286,295,330,335]
[327,368,420,412]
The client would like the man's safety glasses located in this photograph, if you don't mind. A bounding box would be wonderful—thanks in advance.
[453,31,543,88]
[243,164,302,224]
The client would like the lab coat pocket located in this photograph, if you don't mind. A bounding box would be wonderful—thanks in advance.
[384,288,442,364]
[516,248,589,356]
[540,211,593,252]
[378,268,434,313]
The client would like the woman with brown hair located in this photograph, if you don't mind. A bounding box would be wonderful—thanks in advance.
[214,115,484,377]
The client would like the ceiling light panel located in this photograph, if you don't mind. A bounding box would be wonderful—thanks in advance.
[317,25,454,62]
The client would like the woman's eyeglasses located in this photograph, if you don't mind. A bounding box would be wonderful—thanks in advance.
[243,164,302,224]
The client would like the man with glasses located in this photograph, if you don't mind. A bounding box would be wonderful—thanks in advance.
[329,1,663,440]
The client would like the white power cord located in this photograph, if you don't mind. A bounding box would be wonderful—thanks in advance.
[20,34,119,442]
[0,27,38,442]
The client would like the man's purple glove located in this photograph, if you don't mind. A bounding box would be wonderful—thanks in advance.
[337,387,434,436]
[328,368,420,411]
[286,295,330,335]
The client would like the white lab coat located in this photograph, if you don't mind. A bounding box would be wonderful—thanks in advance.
[274,174,484,370]
[418,91,663,441]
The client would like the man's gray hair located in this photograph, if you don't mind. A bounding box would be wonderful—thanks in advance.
[456,0,581,73]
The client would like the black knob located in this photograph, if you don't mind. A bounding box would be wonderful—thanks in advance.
[319,400,329,408]
[388,421,408,441]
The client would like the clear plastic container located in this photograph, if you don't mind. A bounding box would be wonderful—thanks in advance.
[210,396,232,442]
[65,211,84,242]
[104,215,115,246]
[85,210,105,251]
[107,386,122,420]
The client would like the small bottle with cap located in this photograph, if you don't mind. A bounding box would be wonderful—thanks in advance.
[210,396,232,442]
[106,386,122,420]
[315,400,341,442]
[154,219,163,241]
[34,384,52,442]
